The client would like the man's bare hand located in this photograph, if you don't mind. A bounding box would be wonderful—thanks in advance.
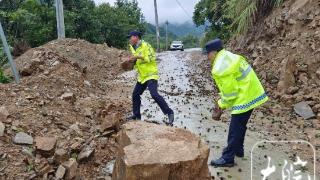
[129,56,144,63]
[212,105,222,121]
[128,56,138,63]
[136,55,144,60]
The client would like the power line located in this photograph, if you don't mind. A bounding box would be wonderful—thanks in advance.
[175,0,192,19]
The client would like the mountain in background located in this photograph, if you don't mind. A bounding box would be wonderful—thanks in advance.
[162,21,205,38]
[145,23,178,39]
[144,22,202,49]
[143,23,178,50]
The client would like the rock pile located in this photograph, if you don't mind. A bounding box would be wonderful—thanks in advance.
[229,0,320,119]
[0,39,130,179]
[227,0,320,167]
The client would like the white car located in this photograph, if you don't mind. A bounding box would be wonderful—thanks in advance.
[170,41,184,51]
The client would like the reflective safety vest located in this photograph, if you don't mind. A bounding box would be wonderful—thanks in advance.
[129,40,159,84]
[211,49,268,114]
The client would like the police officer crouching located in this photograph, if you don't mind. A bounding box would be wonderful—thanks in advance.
[205,38,268,167]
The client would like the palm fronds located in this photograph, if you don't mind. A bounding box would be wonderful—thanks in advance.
[224,0,283,35]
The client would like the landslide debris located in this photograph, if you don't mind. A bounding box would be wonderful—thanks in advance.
[0,38,131,179]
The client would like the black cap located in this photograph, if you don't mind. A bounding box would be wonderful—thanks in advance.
[204,38,223,54]
[127,31,142,38]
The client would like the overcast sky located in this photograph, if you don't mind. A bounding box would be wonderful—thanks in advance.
[93,0,199,24]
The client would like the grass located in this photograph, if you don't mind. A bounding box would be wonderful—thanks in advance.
[0,68,11,84]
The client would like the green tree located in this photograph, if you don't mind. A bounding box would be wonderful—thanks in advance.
[193,0,231,43]
[193,0,283,45]
[0,0,146,49]
[1,0,56,46]
[182,34,199,49]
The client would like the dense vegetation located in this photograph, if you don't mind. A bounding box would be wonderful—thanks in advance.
[0,0,145,49]
[193,0,283,46]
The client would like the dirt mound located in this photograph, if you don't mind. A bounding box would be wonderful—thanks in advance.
[0,39,132,179]
[13,38,129,90]
[228,0,320,165]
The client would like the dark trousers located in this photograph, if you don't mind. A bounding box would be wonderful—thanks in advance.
[222,109,253,162]
[132,80,173,118]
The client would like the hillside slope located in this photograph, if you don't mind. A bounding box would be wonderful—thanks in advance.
[228,0,320,166]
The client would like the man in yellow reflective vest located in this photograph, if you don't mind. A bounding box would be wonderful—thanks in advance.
[126,31,174,126]
[205,38,268,167]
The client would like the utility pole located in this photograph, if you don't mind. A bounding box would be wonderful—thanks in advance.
[153,0,160,52]
[165,20,169,51]
[55,0,65,38]
[0,22,20,83]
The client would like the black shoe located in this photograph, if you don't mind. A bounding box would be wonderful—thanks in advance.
[126,115,141,121]
[167,113,174,126]
[210,157,235,167]
[236,152,244,158]
[222,147,244,158]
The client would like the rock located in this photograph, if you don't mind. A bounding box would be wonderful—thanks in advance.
[52,61,60,66]
[294,101,315,120]
[13,132,33,145]
[0,122,5,136]
[61,92,76,102]
[21,147,34,157]
[83,108,93,118]
[77,146,95,163]
[97,176,112,180]
[62,158,78,180]
[286,86,299,95]
[37,164,52,176]
[121,60,135,71]
[55,165,66,179]
[35,137,57,157]
[28,173,37,179]
[54,149,69,164]
[103,160,115,175]
[288,18,297,25]
[70,141,82,151]
[280,94,294,105]
[0,106,9,121]
[20,58,44,76]
[312,104,320,113]
[100,113,121,132]
[69,123,82,135]
[112,121,210,180]
[277,58,296,93]
[298,73,308,83]
[290,0,310,14]
[316,68,320,79]
[84,80,91,87]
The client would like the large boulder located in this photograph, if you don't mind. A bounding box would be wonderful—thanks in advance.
[112,121,210,180]
[277,58,296,94]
